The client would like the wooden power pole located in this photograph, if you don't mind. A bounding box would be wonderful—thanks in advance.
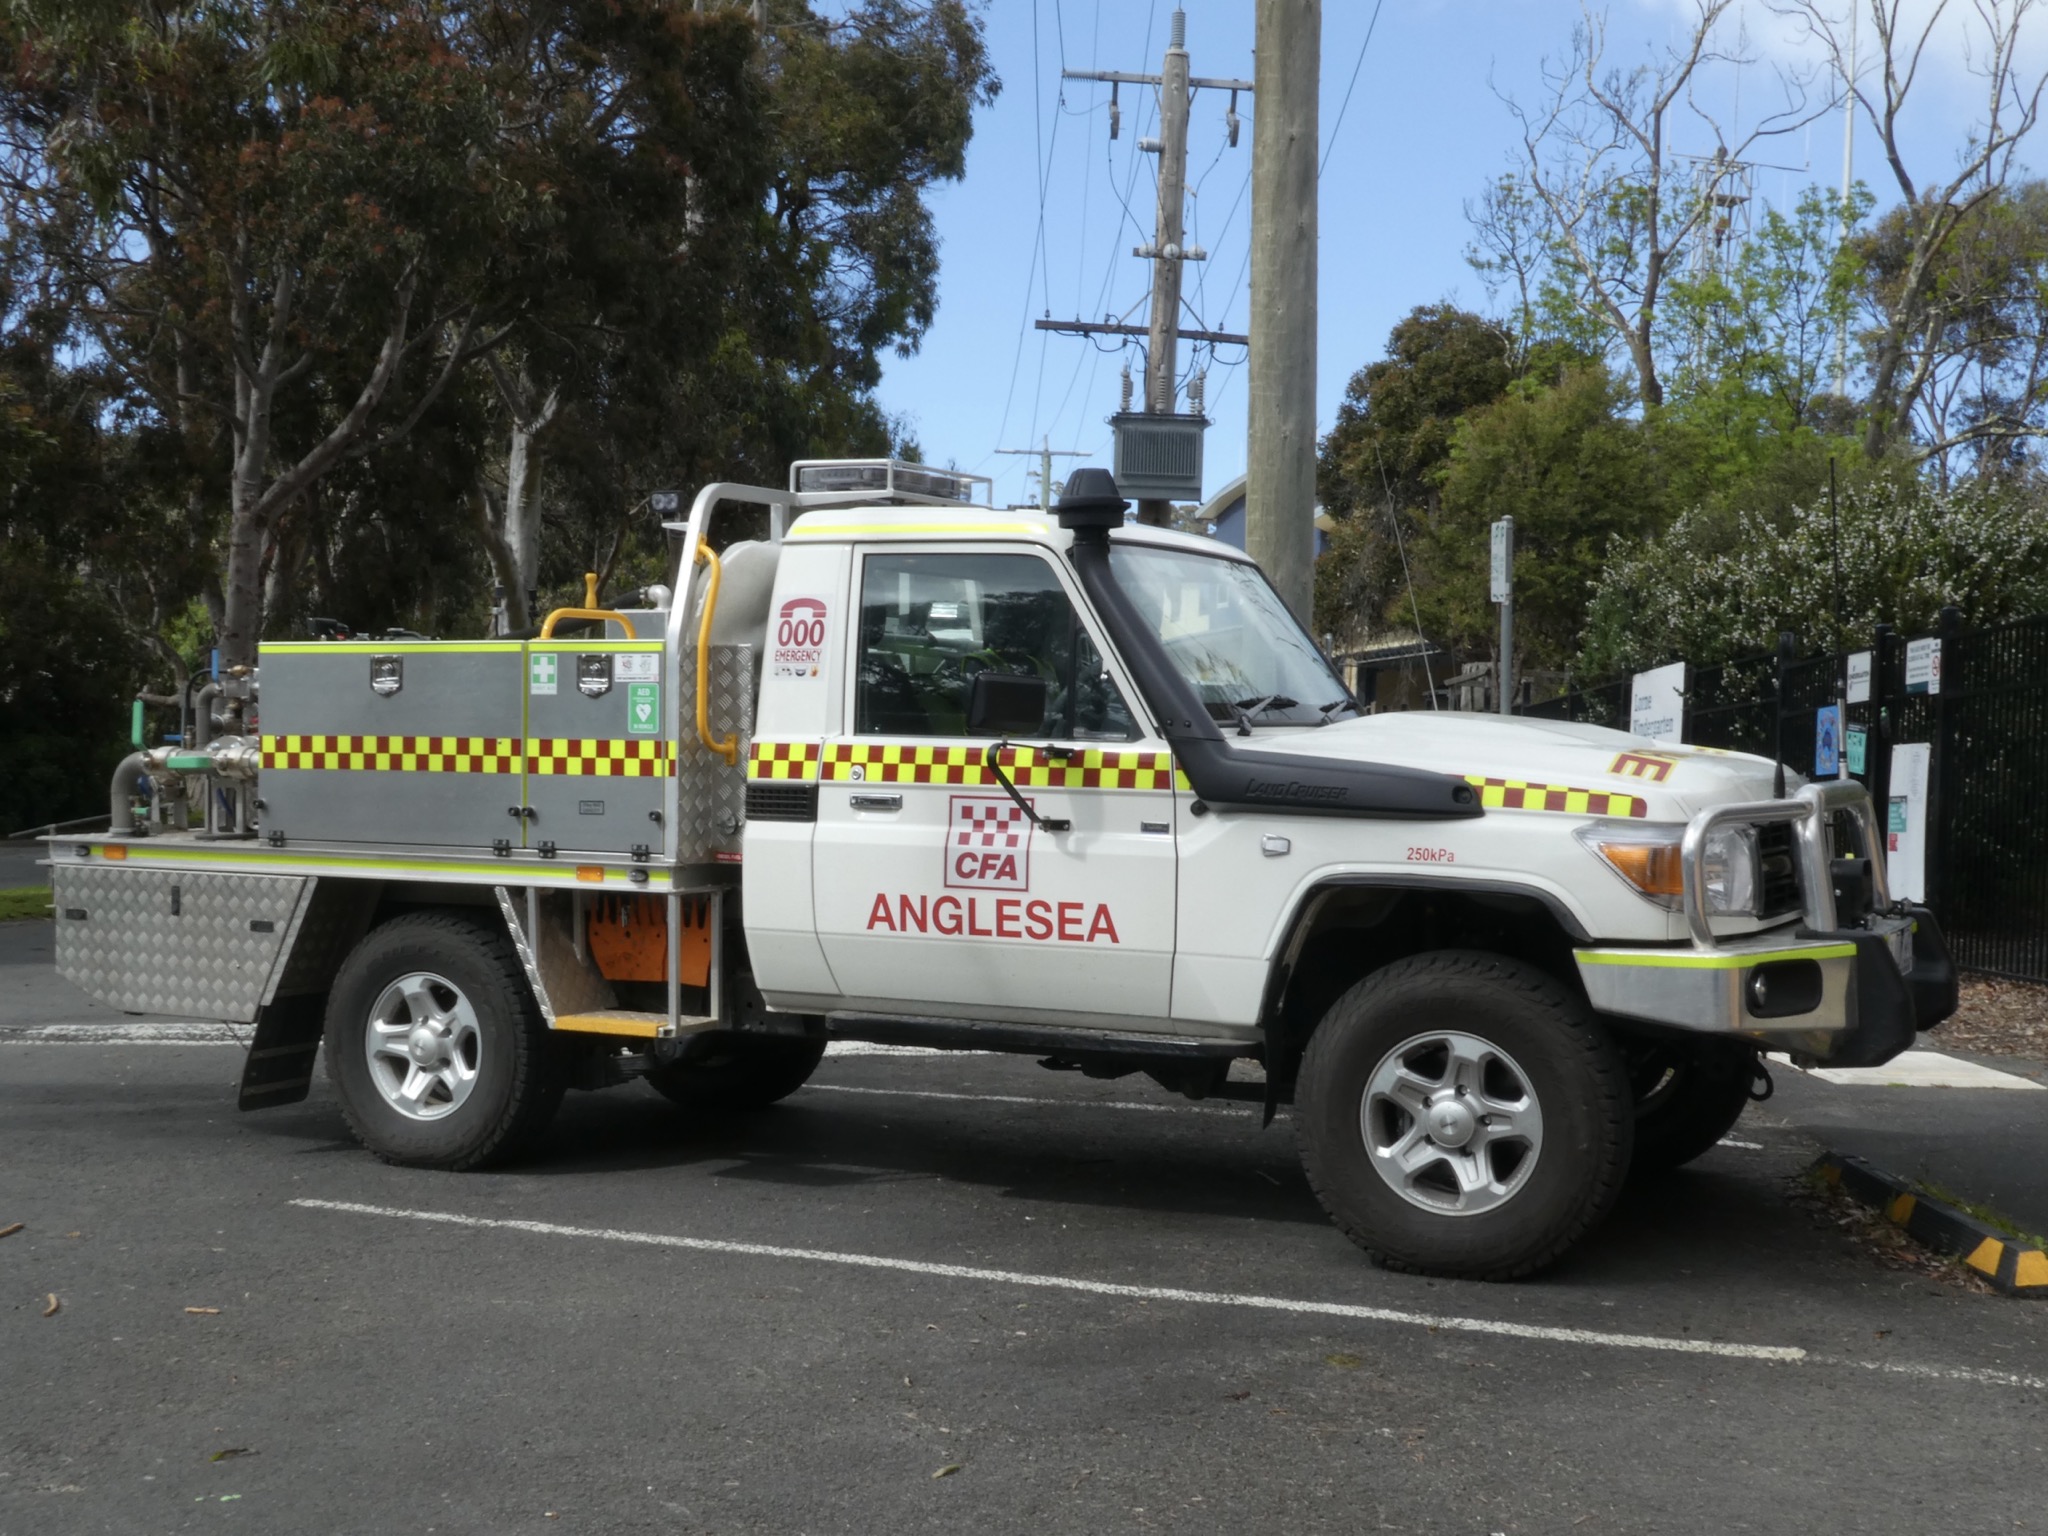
[1247,0,1319,621]
[1045,12,1250,526]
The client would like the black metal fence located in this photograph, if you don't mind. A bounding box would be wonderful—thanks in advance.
[1524,611,2048,982]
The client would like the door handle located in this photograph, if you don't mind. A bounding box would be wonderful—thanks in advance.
[849,793,902,811]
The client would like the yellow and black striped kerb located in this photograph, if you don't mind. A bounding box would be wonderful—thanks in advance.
[1817,1152,2048,1296]
[818,742,1184,791]
[748,741,823,781]
[1464,775,1646,819]
[527,739,675,777]
[260,735,521,773]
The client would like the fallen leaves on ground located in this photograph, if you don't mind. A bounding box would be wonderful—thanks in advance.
[41,1293,59,1317]
[1940,978,2048,1062]
[1788,1173,1996,1294]
[210,1448,252,1463]
[0,1222,22,1239]
[184,1306,220,1315]
[931,1464,962,1480]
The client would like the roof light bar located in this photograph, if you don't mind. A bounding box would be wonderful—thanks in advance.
[788,458,992,507]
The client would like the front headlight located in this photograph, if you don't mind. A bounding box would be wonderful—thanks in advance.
[1575,821,1760,916]
[1698,825,1759,916]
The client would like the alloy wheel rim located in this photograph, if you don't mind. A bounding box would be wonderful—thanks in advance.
[364,971,483,1122]
[1359,1030,1544,1216]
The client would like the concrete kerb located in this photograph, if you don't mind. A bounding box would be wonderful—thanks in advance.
[1814,1152,2048,1297]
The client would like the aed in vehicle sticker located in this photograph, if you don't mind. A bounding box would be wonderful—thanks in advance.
[1464,776,1646,818]
[772,596,829,680]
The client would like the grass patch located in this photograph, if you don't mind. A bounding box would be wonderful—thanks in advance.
[1915,1179,2048,1253]
[0,885,51,921]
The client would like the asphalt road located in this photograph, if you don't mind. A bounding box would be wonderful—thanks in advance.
[3,934,2046,1534]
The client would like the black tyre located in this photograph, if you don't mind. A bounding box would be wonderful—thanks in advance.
[1626,1037,1758,1175]
[1294,951,1632,1281]
[324,911,566,1170]
[644,1033,826,1112]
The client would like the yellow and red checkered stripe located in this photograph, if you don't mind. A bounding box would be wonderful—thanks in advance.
[527,739,675,777]
[260,735,521,773]
[747,741,823,782]
[811,741,1184,791]
[1465,775,1645,818]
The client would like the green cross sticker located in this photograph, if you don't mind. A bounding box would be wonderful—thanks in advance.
[627,681,659,735]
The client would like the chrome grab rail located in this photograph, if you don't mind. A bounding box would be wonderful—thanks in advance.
[1679,780,1888,950]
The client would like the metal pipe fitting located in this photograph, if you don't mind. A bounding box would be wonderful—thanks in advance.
[108,751,153,837]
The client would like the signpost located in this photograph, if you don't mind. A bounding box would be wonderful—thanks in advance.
[1491,516,1513,715]
[1629,661,1687,740]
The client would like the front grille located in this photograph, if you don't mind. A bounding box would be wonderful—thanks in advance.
[1757,821,1800,919]
[744,781,817,823]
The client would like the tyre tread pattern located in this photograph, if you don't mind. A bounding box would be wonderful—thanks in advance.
[324,911,564,1171]
[1296,950,1632,1281]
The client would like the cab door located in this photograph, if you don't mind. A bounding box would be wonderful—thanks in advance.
[810,545,1178,1026]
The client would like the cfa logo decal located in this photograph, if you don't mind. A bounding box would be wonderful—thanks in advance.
[946,796,1031,890]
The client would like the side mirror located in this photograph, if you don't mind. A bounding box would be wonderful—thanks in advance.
[966,671,1048,736]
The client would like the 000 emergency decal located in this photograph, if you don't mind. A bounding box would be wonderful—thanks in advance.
[772,596,829,680]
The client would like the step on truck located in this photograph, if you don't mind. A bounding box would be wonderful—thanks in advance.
[52,461,1959,1279]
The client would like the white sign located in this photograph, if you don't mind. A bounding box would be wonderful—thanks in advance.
[1489,518,1513,603]
[615,652,658,682]
[1846,650,1872,704]
[1887,742,1932,902]
[1905,636,1941,695]
[772,595,830,680]
[1630,660,1687,741]
[529,652,557,697]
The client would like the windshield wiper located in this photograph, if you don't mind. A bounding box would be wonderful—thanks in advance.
[1316,696,1358,724]
[1227,694,1298,736]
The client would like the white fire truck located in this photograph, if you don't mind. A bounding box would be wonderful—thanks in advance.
[51,461,1956,1279]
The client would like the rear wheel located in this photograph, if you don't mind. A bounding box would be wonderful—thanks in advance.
[1295,951,1632,1280]
[644,1034,826,1111]
[325,911,566,1169]
[1627,1038,1759,1175]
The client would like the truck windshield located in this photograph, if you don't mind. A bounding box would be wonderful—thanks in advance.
[1107,544,1356,728]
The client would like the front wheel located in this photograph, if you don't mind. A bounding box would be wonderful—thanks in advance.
[325,911,566,1169]
[1627,1038,1759,1175]
[1295,951,1632,1280]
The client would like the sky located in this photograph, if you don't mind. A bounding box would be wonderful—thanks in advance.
[870,0,2044,511]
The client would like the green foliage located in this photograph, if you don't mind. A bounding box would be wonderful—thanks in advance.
[1313,305,1519,643]
[1579,478,2048,676]
[1319,305,1517,518]
[1416,366,1666,672]
[0,0,995,772]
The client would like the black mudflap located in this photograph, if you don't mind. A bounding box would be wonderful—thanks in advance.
[238,993,327,1110]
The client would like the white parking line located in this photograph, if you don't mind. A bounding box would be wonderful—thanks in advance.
[288,1198,2044,1389]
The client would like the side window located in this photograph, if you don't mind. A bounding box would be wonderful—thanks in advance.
[855,551,1138,740]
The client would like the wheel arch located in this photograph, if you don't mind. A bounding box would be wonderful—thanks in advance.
[1255,877,1595,1108]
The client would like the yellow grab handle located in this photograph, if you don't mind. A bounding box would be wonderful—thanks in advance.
[537,608,636,639]
[693,543,740,766]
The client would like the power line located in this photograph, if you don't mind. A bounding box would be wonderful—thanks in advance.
[1319,0,1384,178]
[991,0,1063,467]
